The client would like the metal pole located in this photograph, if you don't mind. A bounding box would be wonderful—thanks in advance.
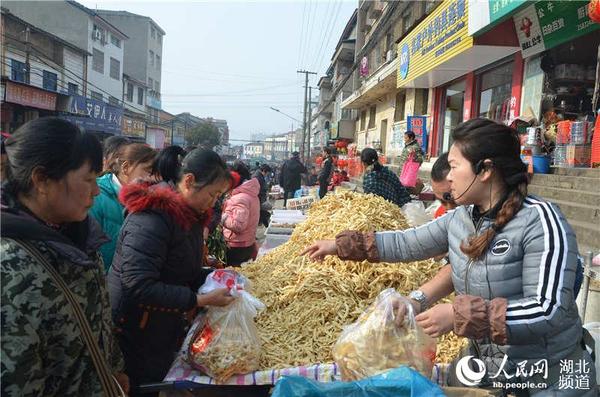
[297,70,316,162]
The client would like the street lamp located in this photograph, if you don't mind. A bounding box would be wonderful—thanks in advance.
[269,107,302,123]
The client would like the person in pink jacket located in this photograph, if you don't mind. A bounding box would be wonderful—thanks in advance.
[222,161,260,266]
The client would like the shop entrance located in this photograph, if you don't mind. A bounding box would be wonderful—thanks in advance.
[440,80,466,153]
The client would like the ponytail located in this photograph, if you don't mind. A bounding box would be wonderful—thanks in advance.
[360,148,382,172]
[460,182,527,259]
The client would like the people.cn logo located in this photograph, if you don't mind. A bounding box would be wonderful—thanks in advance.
[456,355,486,386]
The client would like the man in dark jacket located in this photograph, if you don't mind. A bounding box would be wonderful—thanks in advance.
[254,164,272,226]
[318,147,334,199]
[279,152,307,208]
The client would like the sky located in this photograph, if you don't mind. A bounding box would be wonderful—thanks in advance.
[78,0,357,144]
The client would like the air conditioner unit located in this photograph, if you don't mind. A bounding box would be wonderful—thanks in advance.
[386,50,393,62]
[92,30,101,41]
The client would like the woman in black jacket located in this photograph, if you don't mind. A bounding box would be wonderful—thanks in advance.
[108,149,235,395]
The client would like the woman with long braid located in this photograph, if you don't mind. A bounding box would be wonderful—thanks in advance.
[302,119,596,396]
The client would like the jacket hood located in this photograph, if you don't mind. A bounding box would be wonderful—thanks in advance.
[119,181,199,230]
[232,178,260,197]
[97,173,119,198]
[0,187,108,268]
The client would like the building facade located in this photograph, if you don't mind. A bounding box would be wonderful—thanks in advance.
[1,8,90,132]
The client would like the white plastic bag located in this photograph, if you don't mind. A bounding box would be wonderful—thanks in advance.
[188,269,265,382]
[401,201,432,227]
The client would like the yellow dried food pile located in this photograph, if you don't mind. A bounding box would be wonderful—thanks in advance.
[240,191,466,370]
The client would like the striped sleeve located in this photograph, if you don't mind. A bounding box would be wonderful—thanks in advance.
[503,196,576,343]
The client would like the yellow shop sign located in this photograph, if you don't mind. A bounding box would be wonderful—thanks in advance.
[397,0,473,86]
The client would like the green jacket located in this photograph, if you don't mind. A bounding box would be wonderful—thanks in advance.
[1,206,124,396]
[89,173,124,271]
[398,140,424,169]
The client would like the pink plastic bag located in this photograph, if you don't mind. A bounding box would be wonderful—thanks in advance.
[400,152,420,188]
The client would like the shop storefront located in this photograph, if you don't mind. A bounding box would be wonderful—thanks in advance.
[146,126,168,149]
[511,1,599,170]
[0,80,58,133]
[62,94,123,140]
[396,0,521,157]
[122,113,147,143]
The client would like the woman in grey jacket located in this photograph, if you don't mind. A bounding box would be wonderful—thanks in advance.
[303,119,596,396]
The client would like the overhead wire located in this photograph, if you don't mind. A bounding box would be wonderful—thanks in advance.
[314,1,345,75]
[309,0,338,73]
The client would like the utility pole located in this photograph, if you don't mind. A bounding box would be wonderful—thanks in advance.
[24,27,31,84]
[297,70,316,162]
[306,86,320,161]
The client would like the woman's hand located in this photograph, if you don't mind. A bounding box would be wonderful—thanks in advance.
[114,372,130,395]
[300,240,337,261]
[196,288,235,307]
[415,303,454,338]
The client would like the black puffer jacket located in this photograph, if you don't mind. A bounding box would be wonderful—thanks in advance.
[107,182,211,387]
[279,157,307,192]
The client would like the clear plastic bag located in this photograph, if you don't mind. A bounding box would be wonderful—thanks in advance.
[333,289,436,381]
[188,269,265,383]
[401,201,432,227]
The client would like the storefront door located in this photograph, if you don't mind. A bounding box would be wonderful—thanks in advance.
[441,80,466,153]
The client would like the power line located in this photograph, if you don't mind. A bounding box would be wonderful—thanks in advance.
[314,1,345,74]
[299,0,314,68]
[309,0,337,73]
[297,0,308,69]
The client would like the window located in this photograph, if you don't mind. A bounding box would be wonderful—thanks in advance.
[110,34,121,48]
[148,77,154,90]
[109,96,119,106]
[402,11,412,34]
[154,80,160,93]
[368,105,376,129]
[110,57,120,80]
[158,33,162,44]
[91,91,103,101]
[42,71,57,91]
[394,91,406,122]
[10,59,27,82]
[156,54,161,70]
[137,87,144,105]
[360,110,367,131]
[126,83,134,102]
[93,48,104,73]
[415,88,429,115]
[68,82,79,95]
[149,50,154,67]
[477,62,514,123]
[151,26,156,39]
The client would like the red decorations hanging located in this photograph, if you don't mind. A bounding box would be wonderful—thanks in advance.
[589,0,600,23]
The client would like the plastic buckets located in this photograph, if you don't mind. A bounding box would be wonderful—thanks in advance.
[532,155,550,174]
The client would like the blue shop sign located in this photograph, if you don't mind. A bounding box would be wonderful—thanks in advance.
[63,95,123,133]
[399,43,410,79]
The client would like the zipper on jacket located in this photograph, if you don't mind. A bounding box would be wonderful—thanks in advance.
[464,216,485,361]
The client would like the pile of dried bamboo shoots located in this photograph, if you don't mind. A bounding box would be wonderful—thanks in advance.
[240,191,466,370]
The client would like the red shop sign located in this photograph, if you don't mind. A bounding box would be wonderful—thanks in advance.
[5,81,57,111]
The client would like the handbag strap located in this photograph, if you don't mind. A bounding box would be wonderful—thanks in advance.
[12,239,124,397]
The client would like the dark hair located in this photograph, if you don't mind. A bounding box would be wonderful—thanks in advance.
[103,135,130,171]
[360,148,382,171]
[231,160,251,182]
[153,145,186,183]
[431,152,450,182]
[323,147,332,155]
[4,117,102,196]
[405,131,416,140]
[112,143,156,175]
[179,149,230,189]
[451,118,529,259]
[260,164,272,173]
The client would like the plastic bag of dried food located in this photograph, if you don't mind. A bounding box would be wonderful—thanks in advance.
[333,288,436,381]
[188,269,265,382]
